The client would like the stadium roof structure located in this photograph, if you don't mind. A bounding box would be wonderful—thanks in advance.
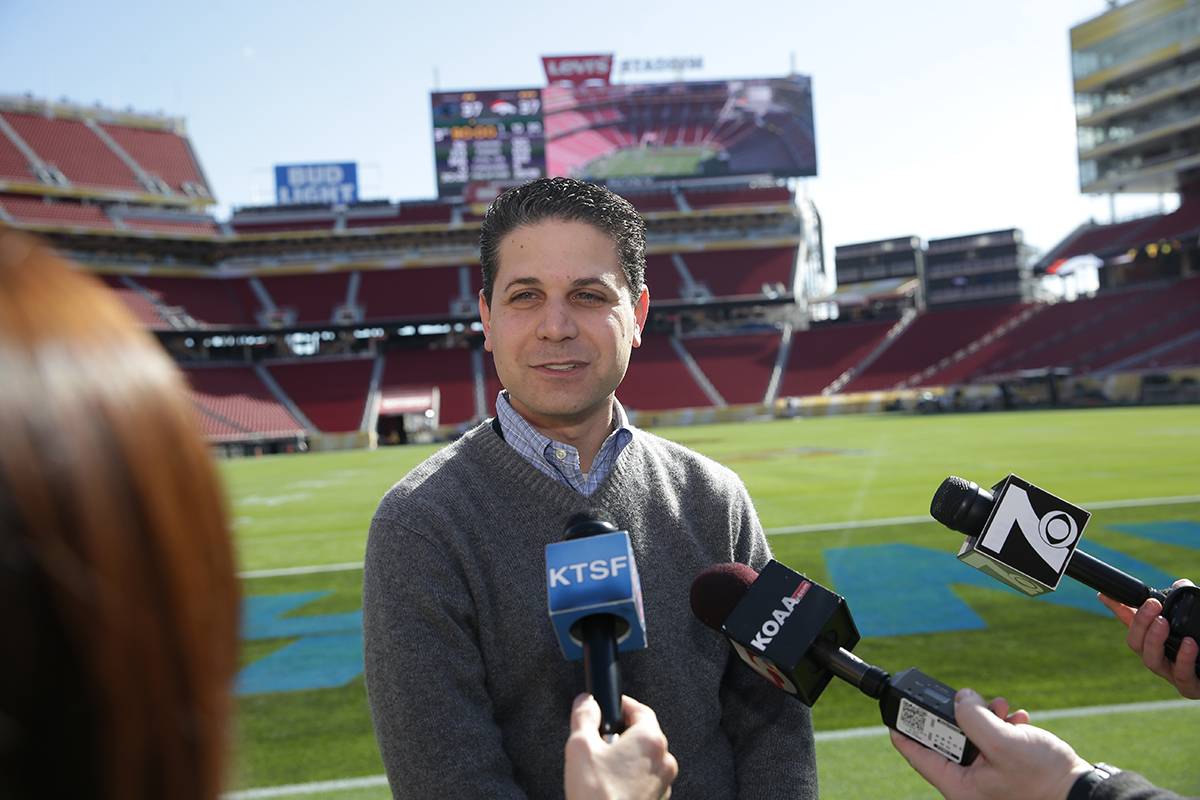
[1071,0,1200,195]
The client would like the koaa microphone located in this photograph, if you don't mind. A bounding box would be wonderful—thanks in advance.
[691,560,978,765]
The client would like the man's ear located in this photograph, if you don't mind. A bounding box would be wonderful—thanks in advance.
[632,286,649,348]
[478,290,493,352]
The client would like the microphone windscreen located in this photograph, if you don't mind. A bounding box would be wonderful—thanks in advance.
[930,476,974,524]
[689,562,759,631]
[563,509,618,541]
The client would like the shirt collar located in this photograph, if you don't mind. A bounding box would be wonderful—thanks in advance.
[494,392,634,490]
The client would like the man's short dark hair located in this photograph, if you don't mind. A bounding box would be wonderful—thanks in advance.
[479,177,646,306]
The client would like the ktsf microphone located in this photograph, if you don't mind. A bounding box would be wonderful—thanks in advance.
[546,510,647,739]
[691,560,979,765]
[931,474,1200,676]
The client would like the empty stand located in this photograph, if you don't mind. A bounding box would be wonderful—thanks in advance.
[0,130,32,182]
[780,320,894,397]
[0,193,114,228]
[119,216,220,236]
[684,333,782,405]
[266,359,374,433]
[98,123,207,195]
[258,272,352,324]
[189,407,253,442]
[2,111,142,192]
[1079,276,1200,370]
[381,347,477,426]
[620,334,711,411]
[358,266,467,321]
[395,201,453,225]
[184,366,306,438]
[644,254,683,300]
[680,247,794,298]
[621,190,679,213]
[97,274,168,329]
[231,218,335,234]
[345,208,402,228]
[135,275,254,327]
[1044,215,1164,265]
[684,184,792,208]
[916,303,1045,387]
[841,303,1026,392]
[974,288,1155,376]
[1112,332,1200,371]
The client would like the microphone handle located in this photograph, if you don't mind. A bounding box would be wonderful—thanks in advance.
[580,614,625,739]
[810,638,891,699]
[1065,548,1165,607]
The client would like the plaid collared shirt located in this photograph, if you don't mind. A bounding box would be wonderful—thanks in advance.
[493,391,634,497]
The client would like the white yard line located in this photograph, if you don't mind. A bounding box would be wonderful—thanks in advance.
[222,698,1198,798]
[234,494,1200,578]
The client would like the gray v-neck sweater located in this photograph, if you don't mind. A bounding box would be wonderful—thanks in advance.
[363,422,817,799]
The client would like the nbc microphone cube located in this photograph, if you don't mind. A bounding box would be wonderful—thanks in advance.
[546,532,646,660]
[956,474,1091,596]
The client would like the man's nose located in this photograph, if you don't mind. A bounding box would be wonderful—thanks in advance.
[537,295,579,341]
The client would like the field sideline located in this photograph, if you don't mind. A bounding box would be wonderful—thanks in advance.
[224,406,1200,797]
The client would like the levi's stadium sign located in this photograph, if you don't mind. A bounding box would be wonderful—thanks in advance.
[542,54,613,85]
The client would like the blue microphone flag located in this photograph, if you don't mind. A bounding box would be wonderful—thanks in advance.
[546,531,647,660]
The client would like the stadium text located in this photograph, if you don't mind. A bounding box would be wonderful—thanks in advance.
[619,57,703,74]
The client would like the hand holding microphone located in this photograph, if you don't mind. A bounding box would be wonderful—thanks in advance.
[546,511,648,740]
[1098,580,1200,699]
[564,693,678,800]
[889,688,1092,800]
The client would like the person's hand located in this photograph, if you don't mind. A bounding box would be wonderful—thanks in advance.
[564,693,678,800]
[1098,579,1200,699]
[890,688,1091,800]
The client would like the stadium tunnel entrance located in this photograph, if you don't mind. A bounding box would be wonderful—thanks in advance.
[375,388,440,445]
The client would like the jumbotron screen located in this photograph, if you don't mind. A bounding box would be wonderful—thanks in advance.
[542,74,817,183]
[431,88,545,198]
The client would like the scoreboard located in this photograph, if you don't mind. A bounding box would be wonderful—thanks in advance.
[431,88,545,198]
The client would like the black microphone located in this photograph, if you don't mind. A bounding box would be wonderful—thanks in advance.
[931,474,1200,675]
[545,510,647,740]
[691,560,979,765]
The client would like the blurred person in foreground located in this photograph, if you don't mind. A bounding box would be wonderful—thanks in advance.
[363,177,817,799]
[0,229,239,800]
[891,587,1198,800]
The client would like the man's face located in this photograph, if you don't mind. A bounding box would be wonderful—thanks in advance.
[479,219,648,432]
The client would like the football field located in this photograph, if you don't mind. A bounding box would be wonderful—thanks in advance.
[224,405,1200,798]
[582,145,722,179]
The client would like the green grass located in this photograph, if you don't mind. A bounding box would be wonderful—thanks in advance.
[583,145,720,178]
[815,705,1200,800]
[224,405,1200,796]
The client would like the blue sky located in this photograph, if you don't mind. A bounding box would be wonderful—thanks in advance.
[0,0,1175,267]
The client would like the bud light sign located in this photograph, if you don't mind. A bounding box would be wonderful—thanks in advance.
[275,162,358,205]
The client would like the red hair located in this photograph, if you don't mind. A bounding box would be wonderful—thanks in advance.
[0,230,238,800]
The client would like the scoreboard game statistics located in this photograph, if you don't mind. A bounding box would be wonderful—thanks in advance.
[431,88,545,198]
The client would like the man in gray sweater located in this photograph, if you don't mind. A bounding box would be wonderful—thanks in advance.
[363,177,818,799]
